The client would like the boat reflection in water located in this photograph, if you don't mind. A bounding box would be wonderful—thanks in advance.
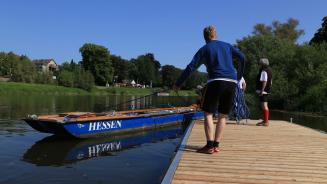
[23,126,184,166]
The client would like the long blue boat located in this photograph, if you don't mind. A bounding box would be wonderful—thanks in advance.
[23,105,204,138]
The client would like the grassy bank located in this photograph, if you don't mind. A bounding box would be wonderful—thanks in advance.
[0,82,197,96]
[0,82,88,95]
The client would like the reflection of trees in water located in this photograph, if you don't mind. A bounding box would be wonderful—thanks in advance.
[0,95,197,120]
[0,119,29,135]
[270,110,327,133]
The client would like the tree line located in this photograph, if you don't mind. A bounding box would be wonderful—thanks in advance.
[237,17,327,113]
[0,45,207,91]
[78,43,207,89]
[1,16,326,113]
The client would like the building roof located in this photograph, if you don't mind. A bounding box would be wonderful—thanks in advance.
[32,59,57,66]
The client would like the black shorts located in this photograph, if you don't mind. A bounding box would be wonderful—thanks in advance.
[200,80,236,114]
[259,94,269,102]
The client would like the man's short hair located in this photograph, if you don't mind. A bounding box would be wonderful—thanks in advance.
[259,58,269,66]
[203,26,217,41]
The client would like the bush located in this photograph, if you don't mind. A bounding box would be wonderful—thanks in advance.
[75,70,94,91]
[58,70,74,87]
[35,72,55,84]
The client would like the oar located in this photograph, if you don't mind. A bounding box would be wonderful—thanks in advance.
[107,88,170,111]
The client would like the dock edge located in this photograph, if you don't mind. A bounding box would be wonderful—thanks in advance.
[161,120,196,184]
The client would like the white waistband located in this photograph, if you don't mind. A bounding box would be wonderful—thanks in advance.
[207,78,237,84]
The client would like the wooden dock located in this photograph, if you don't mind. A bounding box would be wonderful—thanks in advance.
[169,120,327,184]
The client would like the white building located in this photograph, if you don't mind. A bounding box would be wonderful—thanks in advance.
[33,59,58,73]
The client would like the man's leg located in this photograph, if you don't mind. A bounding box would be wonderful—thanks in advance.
[257,96,266,126]
[214,113,227,143]
[212,81,235,152]
[196,112,215,154]
[204,112,215,142]
[262,102,269,126]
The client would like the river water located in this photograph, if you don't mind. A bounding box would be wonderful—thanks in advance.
[0,94,326,184]
[0,94,195,184]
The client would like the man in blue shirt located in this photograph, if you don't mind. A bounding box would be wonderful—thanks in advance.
[173,25,245,154]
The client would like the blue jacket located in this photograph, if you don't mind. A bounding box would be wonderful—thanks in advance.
[175,40,245,87]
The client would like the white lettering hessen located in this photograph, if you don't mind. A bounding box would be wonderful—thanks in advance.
[88,120,122,131]
[88,141,122,157]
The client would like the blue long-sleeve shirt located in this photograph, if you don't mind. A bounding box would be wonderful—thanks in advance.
[175,40,245,87]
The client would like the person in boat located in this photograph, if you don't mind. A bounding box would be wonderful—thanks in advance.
[256,58,272,126]
[173,25,245,154]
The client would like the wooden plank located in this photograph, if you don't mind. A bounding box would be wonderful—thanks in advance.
[171,120,327,184]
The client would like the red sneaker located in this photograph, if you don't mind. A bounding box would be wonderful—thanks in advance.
[196,145,214,154]
[213,146,220,153]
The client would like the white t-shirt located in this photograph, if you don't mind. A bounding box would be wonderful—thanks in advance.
[256,71,268,94]
[239,77,245,89]
[260,71,268,82]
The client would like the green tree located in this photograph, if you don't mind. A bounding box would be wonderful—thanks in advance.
[237,18,327,112]
[237,34,304,109]
[79,43,113,86]
[252,18,304,43]
[0,52,37,83]
[126,61,138,81]
[0,52,16,77]
[183,71,207,90]
[20,55,37,83]
[58,61,95,91]
[75,69,95,91]
[310,16,327,45]
[133,53,161,86]
[161,65,182,87]
[60,59,79,72]
[253,23,272,36]
[111,55,131,83]
[298,81,327,113]
[58,70,74,87]
[272,18,304,42]
[35,72,54,84]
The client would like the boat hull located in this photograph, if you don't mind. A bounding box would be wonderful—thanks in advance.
[25,120,70,135]
[24,111,204,138]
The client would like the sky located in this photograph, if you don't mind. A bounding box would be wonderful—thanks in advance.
[0,0,326,69]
